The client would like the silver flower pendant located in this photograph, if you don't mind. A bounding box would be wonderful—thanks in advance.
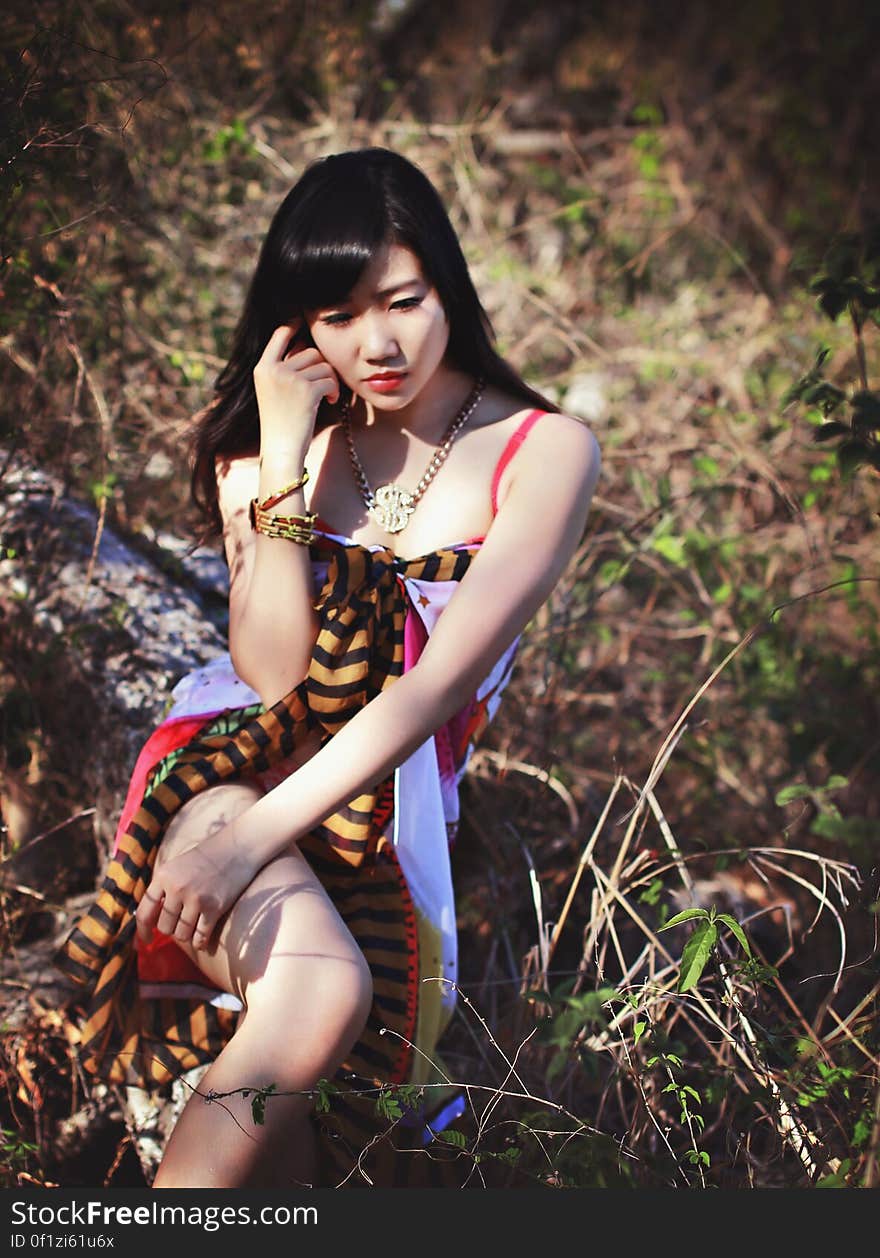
[369,483,416,534]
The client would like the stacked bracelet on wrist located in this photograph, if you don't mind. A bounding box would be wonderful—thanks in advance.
[249,468,316,544]
[250,498,317,543]
[254,467,310,510]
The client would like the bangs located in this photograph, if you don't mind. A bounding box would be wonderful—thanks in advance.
[279,192,391,313]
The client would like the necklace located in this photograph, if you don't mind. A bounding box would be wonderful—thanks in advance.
[341,378,485,534]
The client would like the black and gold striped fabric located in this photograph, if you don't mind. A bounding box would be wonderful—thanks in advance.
[55,537,479,1186]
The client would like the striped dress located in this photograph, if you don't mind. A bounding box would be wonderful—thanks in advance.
[55,410,546,1187]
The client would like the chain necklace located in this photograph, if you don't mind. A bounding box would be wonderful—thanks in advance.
[341,378,485,534]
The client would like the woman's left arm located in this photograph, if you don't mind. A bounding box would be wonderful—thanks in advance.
[137,415,600,947]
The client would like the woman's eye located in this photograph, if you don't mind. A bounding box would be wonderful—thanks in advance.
[320,312,352,326]
[391,296,422,311]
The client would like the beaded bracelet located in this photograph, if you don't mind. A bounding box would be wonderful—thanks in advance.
[249,498,317,544]
[254,467,310,512]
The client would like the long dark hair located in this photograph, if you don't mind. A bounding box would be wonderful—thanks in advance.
[190,147,558,536]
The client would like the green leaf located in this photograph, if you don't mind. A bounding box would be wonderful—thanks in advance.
[802,382,847,413]
[816,1158,852,1188]
[715,913,752,957]
[638,877,663,906]
[250,1083,276,1126]
[845,279,880,308]
[853,1116,872,1148]
[782,376,810,406]
[633,1020,647,1046]
[825,775,849,791]
[313,1078,336,1113]
[775,783,814,805]
[816,235,860,282]
[545,1048,569,1085]
[815,286,849,322]
[851,390,880,435]
[837,440,870,476]
[659,908,708,931]
[810,813,880,846]
[652,535,688,567]
[813,420,850,442]
[374,1089,404,1120]
[678,921,717,993]
[437,1128,467,1148]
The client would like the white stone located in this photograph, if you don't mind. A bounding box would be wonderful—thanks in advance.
[562,372,609,423]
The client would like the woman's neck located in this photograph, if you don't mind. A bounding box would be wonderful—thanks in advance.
[353,364,479,442]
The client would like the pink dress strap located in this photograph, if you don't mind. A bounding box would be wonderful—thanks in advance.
[490,409,547,515]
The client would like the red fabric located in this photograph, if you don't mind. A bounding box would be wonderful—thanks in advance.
[490,409,544,513]
[115,713,228,987]
[112,715,211,858]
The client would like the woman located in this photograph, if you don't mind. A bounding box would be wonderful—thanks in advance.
[57,147,600,1188]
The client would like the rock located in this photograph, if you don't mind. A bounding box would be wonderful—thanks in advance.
[562,371,609,424]
[0,452,228,855]
[0,450,230,1184]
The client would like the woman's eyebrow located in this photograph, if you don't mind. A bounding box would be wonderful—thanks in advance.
[314,278,423,311]
[374,278,423,298]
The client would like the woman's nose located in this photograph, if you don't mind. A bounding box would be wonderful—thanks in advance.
[362,313,400,360]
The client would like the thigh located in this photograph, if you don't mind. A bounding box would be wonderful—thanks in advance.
[153,780,364,1006]
[156,779,265,868]
[152,780,264,996]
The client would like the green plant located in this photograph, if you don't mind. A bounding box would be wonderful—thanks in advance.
[0,1125,39,1185]
[784,224,880,477]
[659,906,752,993]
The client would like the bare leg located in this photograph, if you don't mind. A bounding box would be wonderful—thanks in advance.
[148,781,373,1189]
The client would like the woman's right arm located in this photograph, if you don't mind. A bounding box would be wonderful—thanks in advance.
[216,323,339,708]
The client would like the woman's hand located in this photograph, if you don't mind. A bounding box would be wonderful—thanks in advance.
[135,837,259,951]
[253,322,341,454]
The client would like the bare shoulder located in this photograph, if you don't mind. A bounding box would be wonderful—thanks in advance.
[533,409,601,461]
[502,408,601,509]
[215,452,259,519]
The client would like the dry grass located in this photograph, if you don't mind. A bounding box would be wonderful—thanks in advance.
[1,0,878,1188]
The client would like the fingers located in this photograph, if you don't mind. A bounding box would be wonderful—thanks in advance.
[262,322,303,364]
[137,887,186,941]
[135,886,164,944]
[254,324,341,412]
[322,370,340,405]
[173,909,213,950]
[262,322,315,366]
[157,899,186,937]
[135,885,215,950]
[299,362,341,403]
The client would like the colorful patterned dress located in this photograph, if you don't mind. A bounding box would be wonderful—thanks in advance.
[55,410,546,1187]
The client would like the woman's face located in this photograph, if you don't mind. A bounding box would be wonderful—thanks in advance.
[305,243,450,411]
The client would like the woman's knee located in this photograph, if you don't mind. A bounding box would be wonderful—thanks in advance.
[241,906,373,1052]
[156,779,264,869]
[334,943,374,1039]
[232,947,372,1086]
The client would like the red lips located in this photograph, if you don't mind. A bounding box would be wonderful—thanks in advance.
[364,372,407,392]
